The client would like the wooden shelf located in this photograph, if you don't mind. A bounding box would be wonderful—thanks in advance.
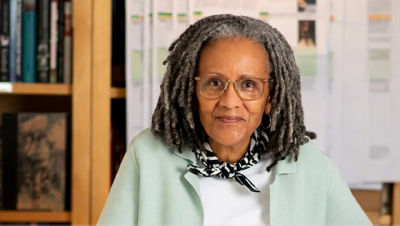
[0,211,71,223]
[365,211,391,225]
[0,83,72,96]
[110,87,126,99]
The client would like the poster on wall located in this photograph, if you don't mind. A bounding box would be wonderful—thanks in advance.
[125,0,400,188]
[365,0,400,183]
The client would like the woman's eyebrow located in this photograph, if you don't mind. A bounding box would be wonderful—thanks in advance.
[200,72,225,77]
[199,73,267,80]
[239,74,266,79]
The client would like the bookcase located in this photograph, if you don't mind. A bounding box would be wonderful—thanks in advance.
[0,0,120,224]
[0,0,399,225]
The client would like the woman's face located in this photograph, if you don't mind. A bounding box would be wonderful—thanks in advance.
[196,37,272,150]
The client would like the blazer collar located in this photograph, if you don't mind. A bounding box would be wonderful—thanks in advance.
[173,147,196,163]
[275,153,297,174]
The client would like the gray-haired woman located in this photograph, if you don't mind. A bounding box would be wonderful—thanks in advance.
[98,14,372,225]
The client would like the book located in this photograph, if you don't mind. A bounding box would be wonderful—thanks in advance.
[56,0,64,83]
[2,113,69,211]
[63,1,71,84]
[49,0,58,83]
[36,0,50,83]
[111,0,125,87]
[16,0,22,82]
[381,183,392,215]
[111,99,126,182]
[22,0,37,83]
[9,0,22,82]
[2,114,18,209]
[0,0,10,82]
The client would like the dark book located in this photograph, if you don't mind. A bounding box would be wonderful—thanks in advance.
[111,99,126,182]
[2,113,70,211]
[62,0,71,84]
[8,0,22,82]
[22,0,37,83]
[56,0,64,83]
[36,0,50,83]
[2,114,18,209]
[111,0,125,87]
[16,0,22,81]
[0,0,10,82]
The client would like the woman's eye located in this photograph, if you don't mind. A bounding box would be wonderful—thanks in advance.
[208,79,224,87]
[242,80,256,88]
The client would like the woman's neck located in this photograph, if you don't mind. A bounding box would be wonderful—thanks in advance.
[209,138,251,164]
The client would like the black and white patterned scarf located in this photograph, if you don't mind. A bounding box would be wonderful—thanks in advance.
[187,129,269,192]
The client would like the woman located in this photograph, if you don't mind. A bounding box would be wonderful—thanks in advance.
[98,14,372,225]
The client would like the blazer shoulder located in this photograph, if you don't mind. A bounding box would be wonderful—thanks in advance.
[296,140,336,176]
[298,141,332,165]
[127,128,173,159]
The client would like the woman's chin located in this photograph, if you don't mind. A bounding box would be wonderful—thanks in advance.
[208,130,249,148]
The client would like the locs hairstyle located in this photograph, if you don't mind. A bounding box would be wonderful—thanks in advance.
[151,14,316,170]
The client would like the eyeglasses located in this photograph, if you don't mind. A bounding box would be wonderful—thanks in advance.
[195,76,270,100]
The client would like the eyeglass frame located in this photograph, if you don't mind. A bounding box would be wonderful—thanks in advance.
[194,75,272,100]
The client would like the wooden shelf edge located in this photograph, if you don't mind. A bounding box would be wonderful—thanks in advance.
[110,87,126,99]
[0,83,72,96]
[365,211,391,225]
[0,211,71,223]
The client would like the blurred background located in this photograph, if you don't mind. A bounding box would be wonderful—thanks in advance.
[0,0,399,225]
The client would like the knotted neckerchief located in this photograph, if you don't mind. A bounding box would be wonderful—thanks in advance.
[187,129,269,192]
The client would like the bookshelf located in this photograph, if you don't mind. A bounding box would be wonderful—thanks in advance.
[110,87,126,99]
[0,211,70,223]
[0,88,73,223]
[0,83,72,95]
[71,0,92,224]
[0,0,90,224]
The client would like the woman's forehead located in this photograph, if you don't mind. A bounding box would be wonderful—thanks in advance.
[198,38,270,77]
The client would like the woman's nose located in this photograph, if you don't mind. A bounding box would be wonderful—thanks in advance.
[218,82,242,109]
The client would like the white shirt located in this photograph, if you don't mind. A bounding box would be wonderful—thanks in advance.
[198,153,275,226]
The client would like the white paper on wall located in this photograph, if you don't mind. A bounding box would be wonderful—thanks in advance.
[125,0,400,186]
[364,0,400,182]
[126,0,145,141]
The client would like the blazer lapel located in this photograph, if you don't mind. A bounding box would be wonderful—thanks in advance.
[270,154,298,225]
[173,147,201,196]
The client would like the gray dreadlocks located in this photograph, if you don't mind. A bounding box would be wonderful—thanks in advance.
[151,14,316,170]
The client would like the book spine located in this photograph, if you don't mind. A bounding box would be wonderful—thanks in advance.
[2,113,18,210]
[9,0,18,82]
[21,0,36,83]
[0,0,10,82]
[16,0,21,81]
[56,0,64,83]
[36,0,50,83]
[63,1,71,84]
[49,0,57,83]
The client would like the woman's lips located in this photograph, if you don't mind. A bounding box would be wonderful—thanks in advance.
[215,115,244,123]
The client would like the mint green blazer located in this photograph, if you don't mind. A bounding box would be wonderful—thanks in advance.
[97,129,372,225]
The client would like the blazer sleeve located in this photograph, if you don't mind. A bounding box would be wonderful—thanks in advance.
[97,143,139,225]
[325,163,372,226]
